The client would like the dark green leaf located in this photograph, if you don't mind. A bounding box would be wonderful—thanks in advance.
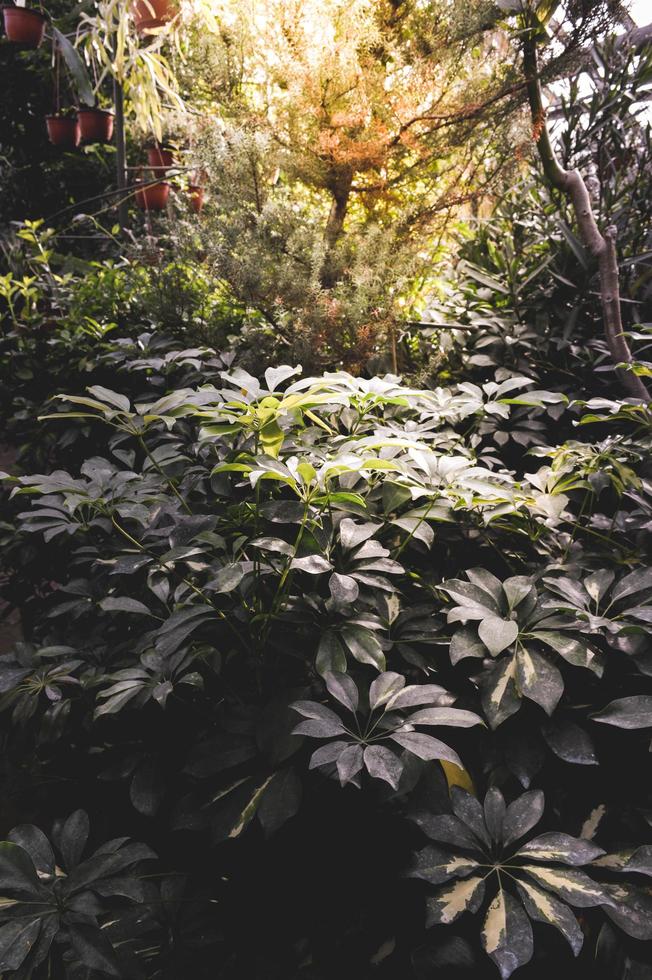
[592,696,652,729]
[502,791,544,847]
[363,745,403,789]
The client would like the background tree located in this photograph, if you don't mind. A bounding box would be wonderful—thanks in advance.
[174,0,528,371]
[516,0,650,400]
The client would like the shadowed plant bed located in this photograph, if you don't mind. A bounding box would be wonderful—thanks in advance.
[0,360,651,978]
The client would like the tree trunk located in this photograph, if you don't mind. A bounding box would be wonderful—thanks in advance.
[522,28,649,402]
[320,170,353,289]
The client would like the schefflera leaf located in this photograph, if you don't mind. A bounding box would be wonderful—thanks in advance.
[293,671,483,789]
[481,887,533,979]
[408,786,614,978]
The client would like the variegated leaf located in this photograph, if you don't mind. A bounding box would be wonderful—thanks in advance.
[425,875,486,925]
[520,864,612,908]
[516,832,604,866]
[481,887,533,979]
[480,656,520,729]
[603,882,652,940]
[515,647,563,715]
[515,878,583,954]
[406,844,479,885]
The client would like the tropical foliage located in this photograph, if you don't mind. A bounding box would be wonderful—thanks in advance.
[1,1,652,978]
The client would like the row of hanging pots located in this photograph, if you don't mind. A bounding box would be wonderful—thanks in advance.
[1,0,178,48]
[134,178,204,213]
[46,108,114,148]
[1,4,46,47]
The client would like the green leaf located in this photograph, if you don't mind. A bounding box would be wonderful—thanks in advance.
[478,616,519,656]
[329,572,359,604]
[86,385,131,413]
[292,716,346,738]
[52,27,95,106]
[257,768,302,835]
[363,745,403,789]
[341,626,386,670]
[481,887,533,979]
[100,597,152,616]
[502,577,534,611]
[484,787,507,844]
[206,563,245,593]
[6,826,55,876]
[407,707,484,728]
[369,671,405,710]
[324,671,358,713]
[502,790,545,847]
[592,696,652,729]
[0,918,42,971]
[56,810,89,871]
[316,633,348,676]
[68,924,121,976]
[611,568,652,603]
[291,555,332,574]
[533,631,604,676]
[0,842,42,895]
[259,418,284,458]
[390,731,462,767]
[542,718,597,765]
[450,626,486,664]
[336,744,365,785]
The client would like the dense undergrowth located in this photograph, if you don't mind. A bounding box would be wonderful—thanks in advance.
[1,290,652,977]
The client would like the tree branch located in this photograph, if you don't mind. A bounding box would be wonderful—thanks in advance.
[523,24,649,402]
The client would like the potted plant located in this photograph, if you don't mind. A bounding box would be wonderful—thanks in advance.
[77,106,114,143]
[45,109,80,149]
[146,142,174,170]
[135,174,171,211]
[45,33,93,151]
[132,0,177,33]
[2,3,47,47]
[188,184,204,213]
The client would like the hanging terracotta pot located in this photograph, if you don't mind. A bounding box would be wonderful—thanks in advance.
[2,5,46,47]
[132,0,177,32]
[146,144,174,170]
[188,184,204,213]
[77,108,114,144]
[135,180,170,211]
[45,115,80,149]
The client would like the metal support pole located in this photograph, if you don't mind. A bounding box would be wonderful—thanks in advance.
[113,77,128,233]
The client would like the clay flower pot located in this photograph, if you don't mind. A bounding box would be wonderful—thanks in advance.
[135,180,170,211]
[146,144,174,170]
[188,184,204,213]
[77,108,114,144]
[45,115,80,149]
[132,0,176,32]
[2,5,46,47]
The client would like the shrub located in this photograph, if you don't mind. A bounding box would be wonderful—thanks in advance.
[1,361,652,977]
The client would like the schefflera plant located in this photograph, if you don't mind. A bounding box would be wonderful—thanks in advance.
[292,670,484,789]
[440,569,604,728]
[407,786,610,978]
